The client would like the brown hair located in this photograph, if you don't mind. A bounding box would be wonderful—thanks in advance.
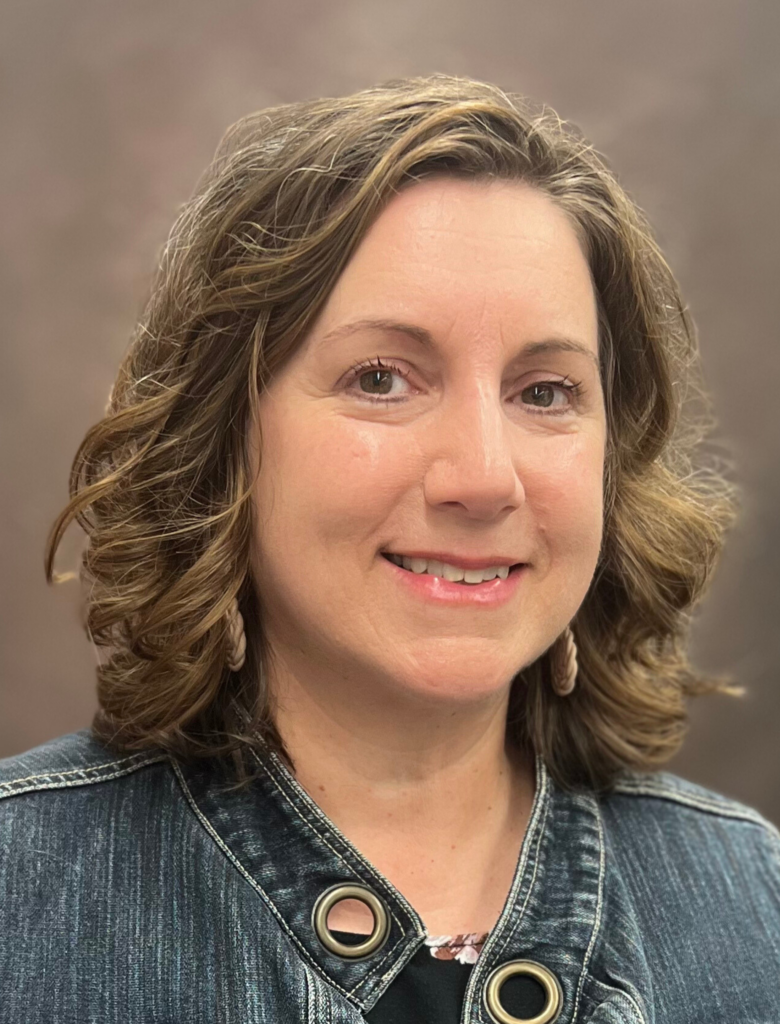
[45,74,740,790]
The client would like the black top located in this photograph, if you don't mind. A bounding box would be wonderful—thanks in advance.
[331,931,548,1023]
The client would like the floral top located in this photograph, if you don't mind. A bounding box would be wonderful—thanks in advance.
[424,931,489,964]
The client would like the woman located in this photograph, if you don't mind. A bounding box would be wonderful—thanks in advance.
[1,75,778,1023]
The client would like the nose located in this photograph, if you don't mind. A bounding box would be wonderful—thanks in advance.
[422,383,525,521]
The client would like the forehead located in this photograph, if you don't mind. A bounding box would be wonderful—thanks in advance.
[312,177,597,345]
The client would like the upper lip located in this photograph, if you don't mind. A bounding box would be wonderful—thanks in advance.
[382,550,525,570]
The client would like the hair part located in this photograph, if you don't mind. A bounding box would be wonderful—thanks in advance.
[45,74,741,791]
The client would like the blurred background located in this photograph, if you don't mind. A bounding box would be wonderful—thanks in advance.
[2,0,778,821]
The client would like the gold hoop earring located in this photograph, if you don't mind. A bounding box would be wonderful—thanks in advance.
[551,625,578,697]
[225,596,246,672]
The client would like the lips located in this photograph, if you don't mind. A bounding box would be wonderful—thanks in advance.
[381,550,524,571]
[380,550,527,606]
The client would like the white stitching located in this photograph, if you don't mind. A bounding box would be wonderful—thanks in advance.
[170,760,359,1007]
[253,755,417,996]
[623,989,649,1024]
[0,752,160,792]
[612,780,773,828]
[345,931,414,998]
[262,751,420,929]
[589,978,648,1024]
[256,753,415,937]
[344,929,410,996]
[259,758,389,883]
[572,795,606,1021]
[259,758,408,927]
[492,792,549,962]
[0,755,168,799]
[457,757,551,1024]
[622,987,646,1024]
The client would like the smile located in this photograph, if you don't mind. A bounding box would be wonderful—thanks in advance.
[382,552,521,584]
[380,553,526,607]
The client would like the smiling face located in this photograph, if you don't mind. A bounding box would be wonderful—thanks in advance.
[249,177,606,709]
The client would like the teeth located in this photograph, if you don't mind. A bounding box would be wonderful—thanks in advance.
[442,563,466,582]
[392,554,513,583]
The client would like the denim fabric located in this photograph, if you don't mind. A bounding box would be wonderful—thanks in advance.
[1,728,778,1023]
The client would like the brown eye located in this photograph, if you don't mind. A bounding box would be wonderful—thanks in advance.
[343,358,413,403]
[517,379,582,414]
[522,383,556,408]
[359,369,395,395]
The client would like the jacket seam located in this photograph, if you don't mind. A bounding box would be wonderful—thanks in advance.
[490,790,549,963]
[612,781,776,830]
[588,978,648,1024]
[0,754,169,800]
[624,990,648,1024]
[254,754,413,998]
[261,752,417,930]
[622,993,647,1024]
[170,760,358,1008]
[571,794,606,1022]
[259,755,408,929]
[459,756,550,1024]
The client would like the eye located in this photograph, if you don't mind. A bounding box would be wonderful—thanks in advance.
[341,358,584,414]
[342,357,413,403]
[519,380,583,414]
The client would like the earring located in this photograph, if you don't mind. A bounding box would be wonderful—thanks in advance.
[550,625,578,697]
[225,596,246,672]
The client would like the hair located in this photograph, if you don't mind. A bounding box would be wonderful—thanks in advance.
[45,73,740,791]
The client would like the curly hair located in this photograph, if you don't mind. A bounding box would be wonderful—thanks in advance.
[45,74,740,790]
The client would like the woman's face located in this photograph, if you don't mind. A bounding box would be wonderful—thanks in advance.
[250,178,606,708]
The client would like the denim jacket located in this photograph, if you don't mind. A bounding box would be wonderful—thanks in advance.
[1,728,779,1023]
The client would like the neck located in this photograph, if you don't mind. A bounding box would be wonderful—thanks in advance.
[269,649,536,936]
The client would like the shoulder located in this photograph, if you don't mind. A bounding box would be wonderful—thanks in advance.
[602,768,779,846]
[597,768,780,909]
[577,773,780,1016]
[0,729,171,812]
[0,732,191,912]
[608,768,778,830]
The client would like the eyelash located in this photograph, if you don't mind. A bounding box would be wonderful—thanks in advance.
[342,356,585,415]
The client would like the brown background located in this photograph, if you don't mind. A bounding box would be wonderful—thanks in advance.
[2,1,778,822]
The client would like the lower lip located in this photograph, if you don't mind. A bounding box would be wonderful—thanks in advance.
[380,555,526,607]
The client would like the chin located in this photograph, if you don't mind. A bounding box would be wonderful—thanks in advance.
[391,660,520,705]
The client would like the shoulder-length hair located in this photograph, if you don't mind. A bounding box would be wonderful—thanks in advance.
[45,74,739,791]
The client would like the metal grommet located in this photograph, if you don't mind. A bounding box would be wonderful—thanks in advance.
[312,884,390,960]
[484,960,563,1024]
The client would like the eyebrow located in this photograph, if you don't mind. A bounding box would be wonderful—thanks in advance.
[318,317,600,371]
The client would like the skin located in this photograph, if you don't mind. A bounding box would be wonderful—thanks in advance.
[248,177,606,937]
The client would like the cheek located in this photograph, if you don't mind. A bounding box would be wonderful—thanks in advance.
[256,409,416,553]
[525,436,605,561]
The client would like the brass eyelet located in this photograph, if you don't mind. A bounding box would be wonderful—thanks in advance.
[312,884,390,960]
[483,959,563,1024]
